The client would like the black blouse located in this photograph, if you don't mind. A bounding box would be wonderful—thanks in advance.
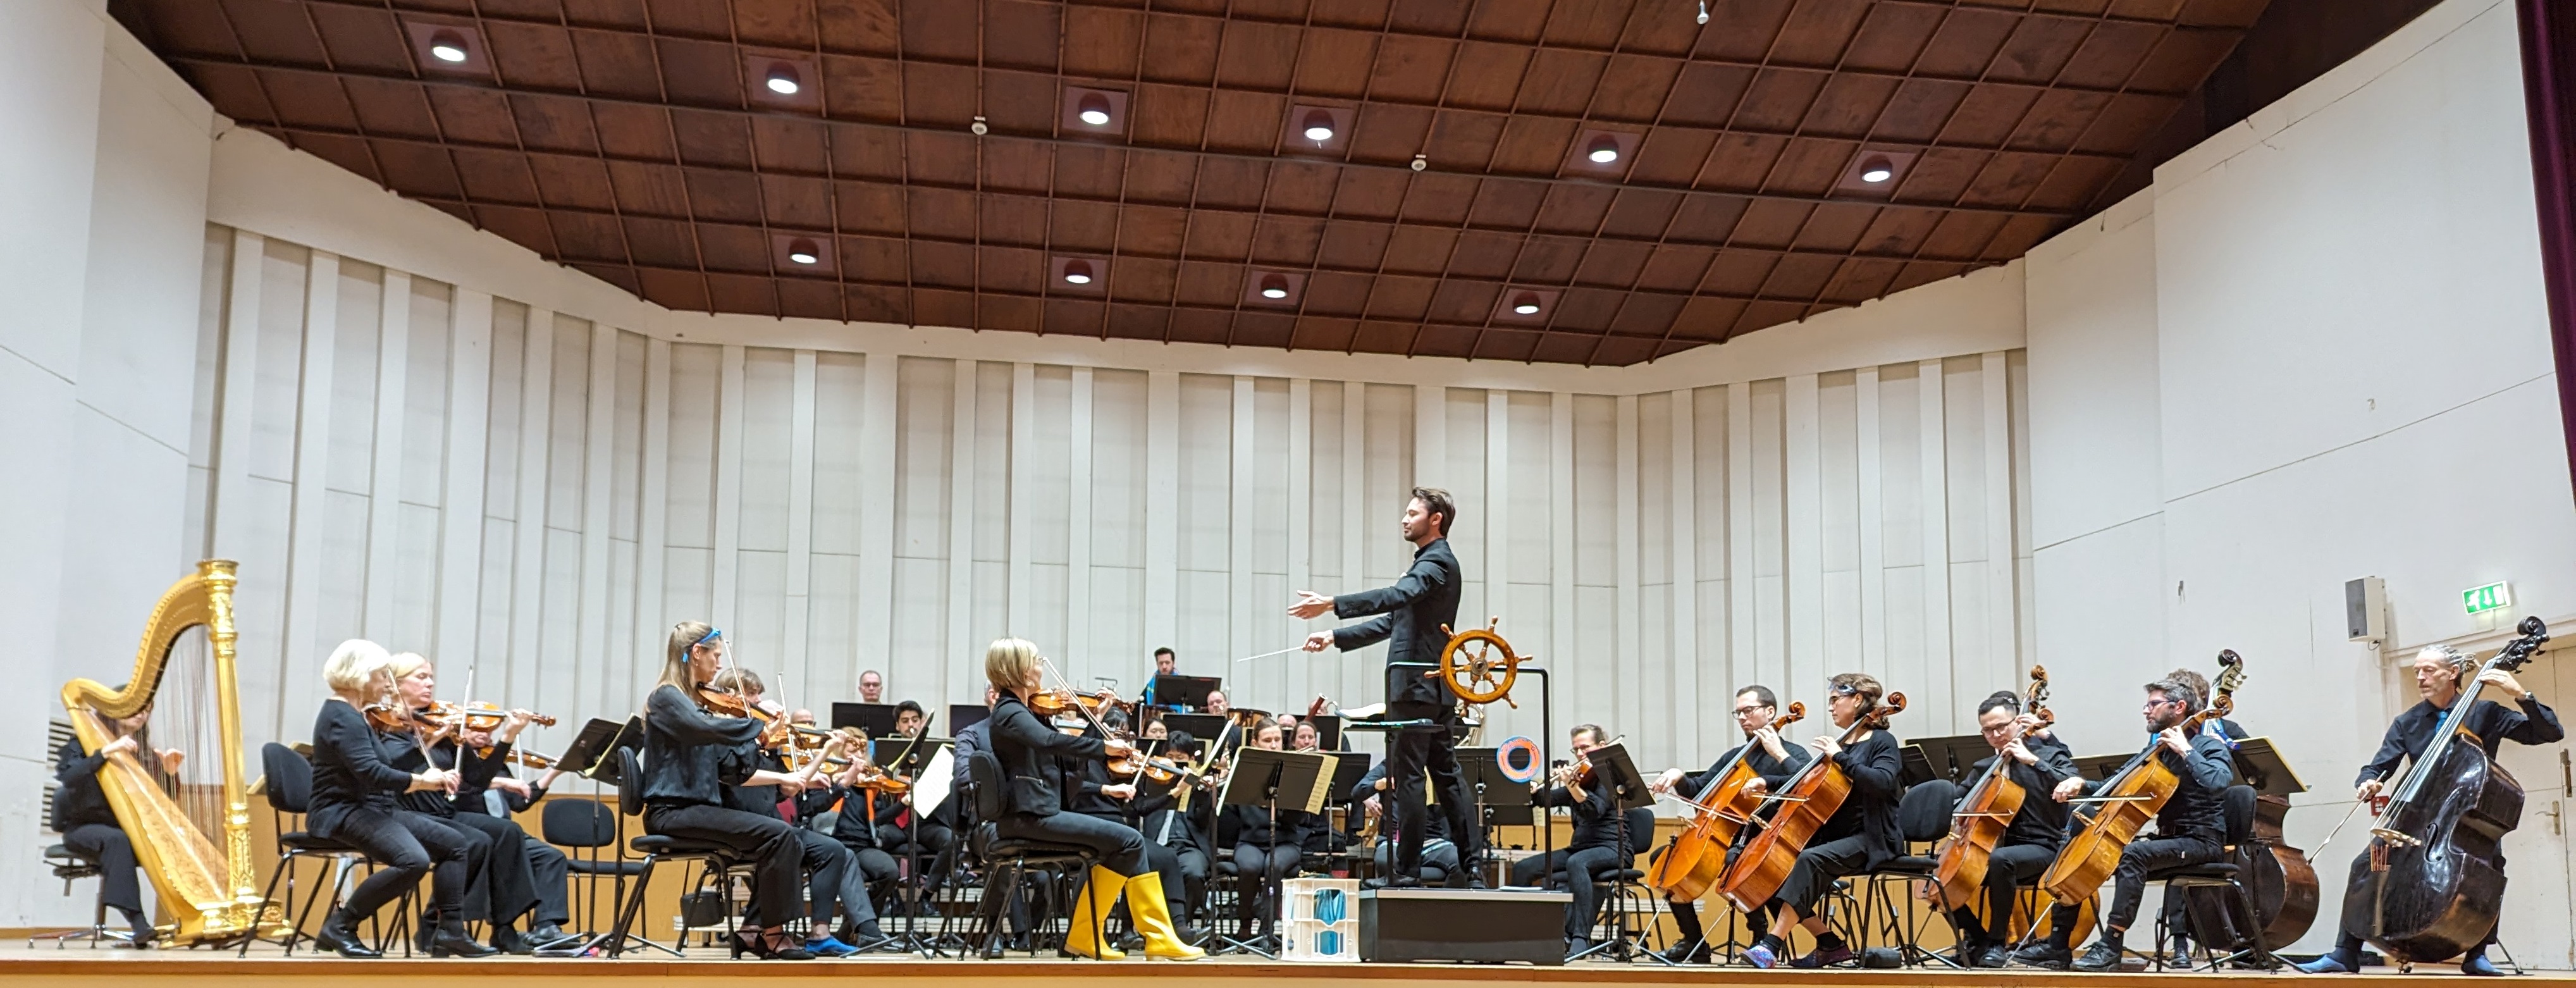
[308,699,417,835]
[51,738,116,831]
[641,684,763,809]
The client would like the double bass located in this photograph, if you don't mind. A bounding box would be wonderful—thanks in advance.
[2346,617,2549,965]
[2041,650,2245,905]
[1716,692,1906,914]
[1925,666,2053,910]
[1644,701,1806,901]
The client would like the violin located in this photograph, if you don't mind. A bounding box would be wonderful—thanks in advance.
[2346,617,2550,965]
[2041,650,2246,906]
[362,699,430,734]
[1717,691,1906,915]
[1645,701,1807,903]
[694,684,795,748]
[1926,666,2052,911]
[1029,687,1122,719]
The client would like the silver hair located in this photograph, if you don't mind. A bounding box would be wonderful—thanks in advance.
[2415,645,2476,675]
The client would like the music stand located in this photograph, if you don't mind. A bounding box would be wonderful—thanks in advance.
[1565,742,1660,963]
[1329,753,1374,806]
[548,716,665,958]
[832,701,899,739]
[947,703,989,734]
[2228,738,2307,798]
[1153,674,1220,712]
[1899,744,1941,788]
[1308,713,1345,750]
[2074,753,2132,783]
[1216,748,1330,958]
[560,717,629,780]
[1163,713,1228,750]
[1911,734,1992,784]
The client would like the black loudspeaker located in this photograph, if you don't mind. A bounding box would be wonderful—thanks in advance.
[1360,887,1570,965]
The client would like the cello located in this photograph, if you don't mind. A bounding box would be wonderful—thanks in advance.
[1925,666,2053,911]
[2346,616,2549,965]
[2041,650,2245,905]
[1716,692,1906,915]
[1645,702,1808,902]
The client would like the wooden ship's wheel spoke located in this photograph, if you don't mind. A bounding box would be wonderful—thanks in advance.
[1429,617,1527,708]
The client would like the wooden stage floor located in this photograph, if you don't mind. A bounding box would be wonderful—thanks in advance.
[0,943,2560,986]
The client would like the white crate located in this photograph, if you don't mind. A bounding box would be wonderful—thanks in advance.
[1281,876,1359,923]
[1281,918,1359,963]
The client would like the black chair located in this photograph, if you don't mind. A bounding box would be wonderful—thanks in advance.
[961,749,1096,959]
[240,743,386,957]
[29,841,120,948]
[602,748,746,957]
[2150,784,2277,971]
[1560,805,1659,962]
[1855,779,1961,968]
[536,796,658,956]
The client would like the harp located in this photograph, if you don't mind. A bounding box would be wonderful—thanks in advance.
[59,560,281,945]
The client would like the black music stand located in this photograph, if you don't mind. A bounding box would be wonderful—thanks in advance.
[1911,734,1991,784]
[1328,753,1374,850]
[1309,713,1345,750]
[1899,744,1942,787]
[2074,753,2131,783]
[871,726,954,957]
[832,702,899,739]
[2227,738,2306,798]
[1214,748,1329,958]
[1164,713,1228,750]
[1565,742,1662,964]
[1152,674,1220,712]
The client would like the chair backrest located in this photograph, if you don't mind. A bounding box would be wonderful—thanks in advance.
[2221,784,2258,846]
[543,796,619,848]
[616,748,644,818]
[1896,778,1960,844]
[1618,806,1655,858]
[966,748,1004,822]
[261,742,314,815]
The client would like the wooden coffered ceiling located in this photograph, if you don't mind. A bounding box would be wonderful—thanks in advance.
[116,0,2269,366]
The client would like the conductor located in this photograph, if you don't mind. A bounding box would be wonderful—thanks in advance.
[1293,486,1482,888]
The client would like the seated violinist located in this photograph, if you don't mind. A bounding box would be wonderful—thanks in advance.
[385,653,546,954]
[1224,718,1317,942]
[873,700,955,863]
[1744,673,1903,970]
[52,706,182,946]
[2298,646,2560,977]
[1509,724,1622,960]
[442,710,574,949]
[707,668,886,956]
[2014,677,2231,972]
[1943,691,2074,968]
[1645,684,1809,964]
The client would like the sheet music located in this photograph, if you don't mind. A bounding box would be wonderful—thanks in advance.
[1305,753,1338,814]
[908,747,955,817]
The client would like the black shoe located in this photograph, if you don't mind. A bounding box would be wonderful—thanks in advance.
[429,929,501,958]
[1365,874,1423,889]
[2167,944,2195,970]
[1661,939,1710,964]
[525,922,569,946]
[1565,937,1593,961]
[1790,943,1855,968]
[491,925,533,955]
[316,910,380,959]
[2014,942,2072,970]
[2073,942,2126,972]
[1977,946,2012,968]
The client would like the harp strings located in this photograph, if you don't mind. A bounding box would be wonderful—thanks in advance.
[160,626,222,840]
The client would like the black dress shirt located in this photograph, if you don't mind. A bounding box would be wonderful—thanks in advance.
[1682,736,1813,795]
[1329,538,1462,708]
[51,738,117,831]
[308,699,416,834]
[2358,693,2563,787]
[2078,729,2234,843]
[1812,729,1905,868]
[987,693,1106,818]
[640,684,763,808]
[1959,732,2078,850]
[1535,776,1620,852]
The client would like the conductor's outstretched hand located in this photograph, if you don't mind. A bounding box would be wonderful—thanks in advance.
[1289,591,1334,620]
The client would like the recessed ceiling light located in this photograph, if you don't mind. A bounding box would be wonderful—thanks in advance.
[1259,273,1291,299]
[1586,135,1621,164]
[1302,109,1336,143]
[428,31,469,64]
[1512,292,1543,316]
[1063,259,1094,285]
[765,65,801,96]
[1859,155,1895,184]
[1076,93,1112,127]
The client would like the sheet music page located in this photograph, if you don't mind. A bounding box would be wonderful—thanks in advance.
[908,747,956,816]
[1304,753,1338,814]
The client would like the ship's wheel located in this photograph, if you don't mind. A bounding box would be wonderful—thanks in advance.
[1429,617,1525,708]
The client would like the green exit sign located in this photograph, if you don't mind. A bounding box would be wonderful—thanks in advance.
[2463,581,2513,615]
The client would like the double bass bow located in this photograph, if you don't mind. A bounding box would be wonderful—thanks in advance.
[2040,650,2246,905]
[2346,617,2550,965]
[1716,691,1906,914]
[1644,701,1807,902]
[1925,665,2053,910]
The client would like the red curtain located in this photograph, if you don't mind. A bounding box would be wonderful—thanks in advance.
[2518,0,2576,501]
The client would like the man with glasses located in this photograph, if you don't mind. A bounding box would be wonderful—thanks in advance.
[1646,686,1811,963]
[2013,678,2232,971]
[1942,690,2076,967]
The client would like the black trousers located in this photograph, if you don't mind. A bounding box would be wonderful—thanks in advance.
[1385,701,1478,876]
[2049,834,2222,940]
[1949,841,2057,943]
[319,806,472,920]
[876,820,955,856]
[643,803,803,928]
[994,810,1148,875]
[1771,833,1873,921]
[1233,843,1303,920]
[441,810,537,925]
[60,823,142,916]
[1512,844,1624,939]
[1173,848,1211,918]
[525,838,570,926]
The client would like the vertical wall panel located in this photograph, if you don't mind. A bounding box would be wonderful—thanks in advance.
[1917,359,1956,732]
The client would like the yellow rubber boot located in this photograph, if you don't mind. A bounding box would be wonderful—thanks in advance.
[1062,865,1128,960]
[1125,872,1206,961]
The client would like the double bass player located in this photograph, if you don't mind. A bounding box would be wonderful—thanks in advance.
[2298,645,2560,977]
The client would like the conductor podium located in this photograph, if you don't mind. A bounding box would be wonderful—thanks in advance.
[1359,887,1572,965]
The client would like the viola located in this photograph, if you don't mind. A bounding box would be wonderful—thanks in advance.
[1926,666,2052,910]
[2040,650,2246,906]
[1645,702,1807,902]
[2346,617,2549,965]
[1716,692,1906,914]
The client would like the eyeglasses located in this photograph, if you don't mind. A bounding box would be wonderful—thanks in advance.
[2142,697,2179,710]
[1732,706,1769,717]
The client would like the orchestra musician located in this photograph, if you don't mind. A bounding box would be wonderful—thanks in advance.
[878,700,956,863]
[446,714,574,950]
[2015,677,2233,972]
[1061,705,1203,948]
[1510,724,1622,960]
[1133,730,1216,932]
[638,623,817,960]
[1646,684,1811,964]
[305,639,488,958]
[1224,717,1319,941]
[383,653,546,954]
[52,705,182,946]
[2296,645,2561,977]
[1743,673,1903,970]
[982,638,1203,960]
[1294,486,1481,889]
[2154,664,2246,967]
[706,668,885,956]
[1945,690,2077,968]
